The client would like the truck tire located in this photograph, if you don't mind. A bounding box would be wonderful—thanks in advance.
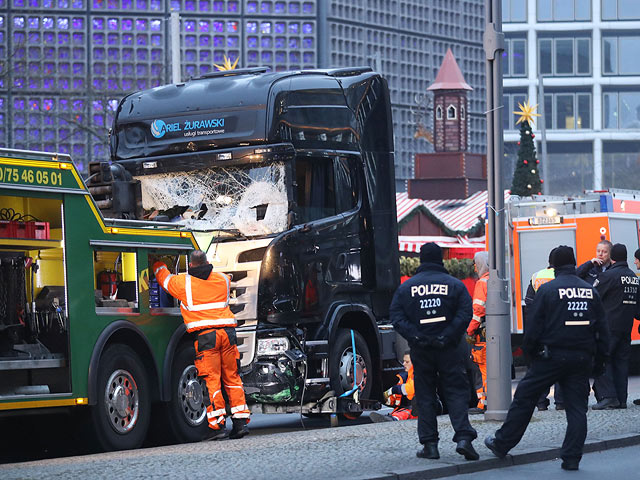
[163,343,209,443]
[90,344,150,451]
[330,329,373,417]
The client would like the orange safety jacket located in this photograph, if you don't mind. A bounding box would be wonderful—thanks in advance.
[402,365,415,401]
[467,272,489,337]
[388,365,415,405]
[153,262,235,332]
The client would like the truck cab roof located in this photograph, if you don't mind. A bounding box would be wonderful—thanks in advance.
[110,66,392,170]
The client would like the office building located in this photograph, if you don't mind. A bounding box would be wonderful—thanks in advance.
[503,0,640,194]
[0,0,486,186]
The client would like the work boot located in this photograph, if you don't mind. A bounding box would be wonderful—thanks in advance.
[229,418,249,439]
[561,459,580,471]
[633,399,640,406]
[555,403,565,411]
[484,435,507,459]
[537,404,548,411]
[416,442,439,459]
[204,426,228,441]
[369,412,395,423]
[456,439,479,461]
[592,398,620,410]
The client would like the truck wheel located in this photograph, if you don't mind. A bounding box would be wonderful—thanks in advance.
[90,344,150,451]
[330,329,373,418]
[164,343,209,443]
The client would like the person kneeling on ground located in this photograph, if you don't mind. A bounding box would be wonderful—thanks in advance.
[370,351,443,423]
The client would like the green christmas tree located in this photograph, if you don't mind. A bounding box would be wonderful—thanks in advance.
[510,101,543,196]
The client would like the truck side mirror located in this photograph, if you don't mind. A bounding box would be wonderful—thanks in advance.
[100,162,112,183]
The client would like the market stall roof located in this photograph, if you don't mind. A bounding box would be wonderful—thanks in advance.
[396,190,511,233]
[396,190,511,252]
[399,235,486,252]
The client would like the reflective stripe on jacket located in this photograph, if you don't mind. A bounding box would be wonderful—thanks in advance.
[532,267,555,292]
[391,366,415,401]
[153,262,236,332]
[467,272,489,336]
[402,365,415,400]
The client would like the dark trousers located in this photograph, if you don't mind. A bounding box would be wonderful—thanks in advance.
[537,382,564,407]
[411,340,477,444]
[465,342,484,393]
[593,330,631,404]
[494,349,591,462]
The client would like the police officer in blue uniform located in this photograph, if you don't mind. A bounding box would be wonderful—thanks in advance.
[485,246,609,471]
[390,242,479,461]
[591,243,639,410]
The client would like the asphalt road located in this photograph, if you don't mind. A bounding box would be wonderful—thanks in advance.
[450,445,640,479]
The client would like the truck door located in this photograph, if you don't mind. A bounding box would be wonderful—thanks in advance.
[609,217,640,265]
[291,154,361,319]
[515,228,576,331]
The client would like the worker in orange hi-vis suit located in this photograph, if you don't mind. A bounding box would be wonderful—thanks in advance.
[153,250,250,441]
[370,351,426,423]
[466,251,489,414]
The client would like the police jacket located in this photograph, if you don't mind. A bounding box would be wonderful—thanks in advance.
[576,260,609,286]
[595,261,639,335]
[390,262,472,347]
[523,265,608,359]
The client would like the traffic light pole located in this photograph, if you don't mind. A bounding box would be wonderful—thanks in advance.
[483,0,512,421]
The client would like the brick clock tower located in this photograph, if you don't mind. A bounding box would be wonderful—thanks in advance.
[429,48,471,152]
[408,48,486,200]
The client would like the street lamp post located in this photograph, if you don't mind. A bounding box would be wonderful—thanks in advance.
[483,0,512,421]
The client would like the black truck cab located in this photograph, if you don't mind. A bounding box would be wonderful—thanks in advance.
[102,67,401,415]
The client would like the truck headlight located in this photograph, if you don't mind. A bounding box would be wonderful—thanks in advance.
[257,337,290,356]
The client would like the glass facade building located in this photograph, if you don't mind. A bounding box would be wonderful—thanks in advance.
[503,0,640,195]
[0,0,486,189]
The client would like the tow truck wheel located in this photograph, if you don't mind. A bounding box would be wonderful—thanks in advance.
[90,344,150,451]
[164,343,209,443]
[330,329,373,420]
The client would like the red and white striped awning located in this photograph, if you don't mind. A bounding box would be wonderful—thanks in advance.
[398,235,486,252]
[396,190,510,233]
[396,193,424,222]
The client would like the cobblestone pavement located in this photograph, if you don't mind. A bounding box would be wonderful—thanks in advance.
[2,380,640,479]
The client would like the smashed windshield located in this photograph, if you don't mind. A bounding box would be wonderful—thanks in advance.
[136,162,288,236]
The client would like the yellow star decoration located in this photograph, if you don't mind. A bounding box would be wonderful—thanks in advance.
[514,100,541,126]
[214,55,239,71]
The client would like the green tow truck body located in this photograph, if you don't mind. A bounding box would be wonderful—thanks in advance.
[0,148,211,450]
